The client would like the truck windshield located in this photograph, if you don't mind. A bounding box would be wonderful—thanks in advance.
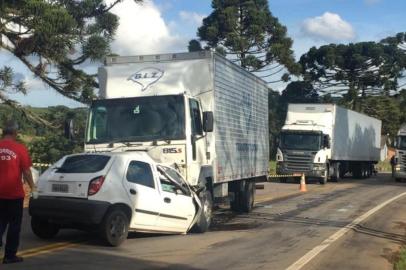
[398,136,406,150]
[86,95,185,143]
[280,132,322,151]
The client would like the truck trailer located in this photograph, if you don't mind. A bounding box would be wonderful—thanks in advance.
[84,51,269,215]
[276,104,381,184]
[393,123,406,181]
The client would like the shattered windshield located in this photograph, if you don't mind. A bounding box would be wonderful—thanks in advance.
[86,95,185,143]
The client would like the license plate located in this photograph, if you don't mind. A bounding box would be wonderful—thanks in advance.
[52,184,69,193]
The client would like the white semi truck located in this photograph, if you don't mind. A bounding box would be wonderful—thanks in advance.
[84,51,269,213]
[393,124,406,181]
[276,104,381,184]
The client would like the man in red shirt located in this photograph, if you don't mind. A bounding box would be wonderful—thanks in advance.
[0,120,36,264]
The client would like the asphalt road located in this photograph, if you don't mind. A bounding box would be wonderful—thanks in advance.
[3,173,406,270]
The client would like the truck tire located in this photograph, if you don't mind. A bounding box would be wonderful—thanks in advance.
[230,180,255,213]
[319,168,328,184]
[240,181,255,213]
[31,216,60,239]
[330,163,340,182]
[191,191,213,233]
[100,209,129,247]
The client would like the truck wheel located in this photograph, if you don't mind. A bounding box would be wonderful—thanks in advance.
[230,180,255,213]
[330,163,340,182]
[31,216,59,239]
[191,191,213,233]
[319,168,328,184]
[100,209,129,247]
[240,181,255,213]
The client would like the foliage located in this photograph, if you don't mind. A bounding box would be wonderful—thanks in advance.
[0,104,87,163]
[395,246,406,270]
[29,134,82,164]
[194,0,299,83]
[0,0,141,106]
[359,96,402,137]
[299,42,405,110]
[280,81,319,104]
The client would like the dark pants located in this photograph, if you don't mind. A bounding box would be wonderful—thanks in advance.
[0,198,24,258]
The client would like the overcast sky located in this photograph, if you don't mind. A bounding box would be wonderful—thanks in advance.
[2,0,406,107]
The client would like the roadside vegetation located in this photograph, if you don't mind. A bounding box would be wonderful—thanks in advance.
[395,246,406,270]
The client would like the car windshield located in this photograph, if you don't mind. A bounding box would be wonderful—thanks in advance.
[280,132,322,151]
[56,155,111,173]
[398,136,406,150]
[86,95,185,144]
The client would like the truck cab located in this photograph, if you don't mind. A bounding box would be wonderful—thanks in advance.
[85,94,212,187]
[276,117,332,184]
[393,124,406,181]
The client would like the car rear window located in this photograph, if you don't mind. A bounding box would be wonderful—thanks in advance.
[56,155,111,173]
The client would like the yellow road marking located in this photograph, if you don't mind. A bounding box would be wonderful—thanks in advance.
[18,241,83,258]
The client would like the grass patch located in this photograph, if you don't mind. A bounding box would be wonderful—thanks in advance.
[376,160,391,172]
[394,246,406,270]
[269,160,276,174]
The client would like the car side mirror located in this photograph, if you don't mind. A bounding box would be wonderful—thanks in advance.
[203,111,214,132]
[64,119,75,140]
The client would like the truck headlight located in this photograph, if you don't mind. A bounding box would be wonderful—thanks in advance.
[313,164,325,171]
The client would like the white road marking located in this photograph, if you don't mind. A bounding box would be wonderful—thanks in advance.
[286,191,406,270]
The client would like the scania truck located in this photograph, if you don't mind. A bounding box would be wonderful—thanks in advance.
[393,124,406,181]
[84,51,269,213]
[276,104,381,184]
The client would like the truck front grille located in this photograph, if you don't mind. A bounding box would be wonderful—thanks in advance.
[285,153,313,172]
[401,152,406,171]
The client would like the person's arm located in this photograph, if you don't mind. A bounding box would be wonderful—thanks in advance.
[22,168,36,192]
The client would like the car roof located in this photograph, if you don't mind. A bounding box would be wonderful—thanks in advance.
[68,151,155,163]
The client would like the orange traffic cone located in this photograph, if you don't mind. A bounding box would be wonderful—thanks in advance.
[299,173,307,192]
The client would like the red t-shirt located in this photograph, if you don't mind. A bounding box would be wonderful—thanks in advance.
[0,138,32,199]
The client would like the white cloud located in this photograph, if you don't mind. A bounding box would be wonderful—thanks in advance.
[179,11,205,26]
[106,0,187,55]
[301,12,356,42]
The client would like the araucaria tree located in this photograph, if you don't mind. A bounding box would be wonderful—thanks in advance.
[0,0,141,107]
[193,0,299,83]
[299,42,405,109]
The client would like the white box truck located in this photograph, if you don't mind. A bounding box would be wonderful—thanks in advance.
[393,124,406,181]
[276,104,381,184]
[84,51,269,213]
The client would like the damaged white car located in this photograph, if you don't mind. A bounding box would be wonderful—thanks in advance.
[29,152,212,246]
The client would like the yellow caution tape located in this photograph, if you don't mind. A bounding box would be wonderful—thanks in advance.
[32,163,52,167]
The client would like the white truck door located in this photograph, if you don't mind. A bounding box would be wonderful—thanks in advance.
[156,166,196,232]
[188,98,206,184]
[123,160,161,229]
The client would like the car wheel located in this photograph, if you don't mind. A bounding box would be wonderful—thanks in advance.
[31,216,59,239]
[100,209,129,247]
[191,190,213,233]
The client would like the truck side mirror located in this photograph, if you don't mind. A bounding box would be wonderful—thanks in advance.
[203,111,214,132]
[64,119,75,140]
[323,135,330,148]
[394,137,398,148]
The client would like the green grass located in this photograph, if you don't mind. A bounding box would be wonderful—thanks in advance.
[395,246,406,270]
[376,160,392,172]
[269,160,276,174]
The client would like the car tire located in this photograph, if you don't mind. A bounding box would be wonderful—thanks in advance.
[31,216,59,239]
[191,190,213,233]
[100,209,129,247]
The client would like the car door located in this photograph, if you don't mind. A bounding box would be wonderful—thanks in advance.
[156,165,196,232]
[123,160,161,230]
